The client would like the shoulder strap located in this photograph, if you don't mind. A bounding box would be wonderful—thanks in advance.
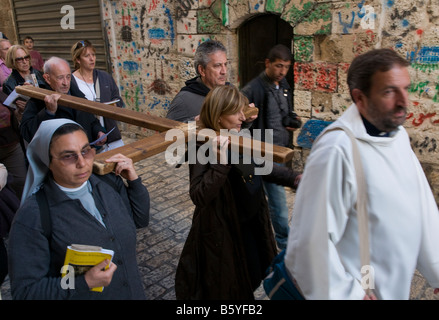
[36,187,52,240]
[97,173,119,192]
[315,126,371,295]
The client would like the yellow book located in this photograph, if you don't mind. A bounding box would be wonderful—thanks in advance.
[62,244,114,292]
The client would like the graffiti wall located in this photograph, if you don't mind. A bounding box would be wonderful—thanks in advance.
[101,1,439,176]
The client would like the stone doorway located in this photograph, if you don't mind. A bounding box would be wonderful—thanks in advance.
[238,14,294,88]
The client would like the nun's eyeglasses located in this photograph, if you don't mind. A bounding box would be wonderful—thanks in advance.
[52,147,95,164]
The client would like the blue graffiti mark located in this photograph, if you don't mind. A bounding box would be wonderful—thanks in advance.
[254,3,260,10]
[402,19,409,27]
[357,0,366,18]
[297,119,333,149]
[123,61,139,73]
[386,0,394,8]
[407,47,439,64]
[165,8,175,45]
[338,11,355,34]
[148,97,161,110]
[149,28,165,40]
[395,42,403,49]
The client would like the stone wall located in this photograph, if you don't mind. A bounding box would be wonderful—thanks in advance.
[99,0,439,201]
[0,0,17,43]
[3,0,439,201]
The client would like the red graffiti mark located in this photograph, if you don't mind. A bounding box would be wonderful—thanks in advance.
[366,29,375,41]
[294,62,337,92]
[416,29,423,36]
[412,112,437,126]
[294,63,313,90]
[149,0,160,13]
[315,64,337,92]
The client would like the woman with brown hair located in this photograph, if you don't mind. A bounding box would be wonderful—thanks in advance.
[70,40,125,153]
[175,84,302,300]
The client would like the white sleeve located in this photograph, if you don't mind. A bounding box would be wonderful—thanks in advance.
[414,156,439,288]
[0,163,7,190]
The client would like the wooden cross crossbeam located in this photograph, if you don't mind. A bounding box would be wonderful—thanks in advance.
[16,86,294,174]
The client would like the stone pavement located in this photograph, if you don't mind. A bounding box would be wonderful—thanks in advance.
[1,148,438,300]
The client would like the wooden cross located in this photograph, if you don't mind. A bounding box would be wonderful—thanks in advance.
[15,86,294,175]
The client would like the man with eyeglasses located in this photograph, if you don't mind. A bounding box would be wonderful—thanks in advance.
[241,44,302,252]
[0,39,11,92]
[20,56,107,147]
[8,119,150,299]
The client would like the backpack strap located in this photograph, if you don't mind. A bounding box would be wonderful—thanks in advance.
[36,187,51,240]
[315,125,372,296]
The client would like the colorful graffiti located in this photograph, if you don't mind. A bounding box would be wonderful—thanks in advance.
[294,62,338,93]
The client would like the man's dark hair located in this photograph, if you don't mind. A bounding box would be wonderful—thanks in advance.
[347,48,410,100]
[194,40,227,75]
[267,44,293,62]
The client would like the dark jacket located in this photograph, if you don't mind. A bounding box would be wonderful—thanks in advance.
[19,91,105,144]
[166,77,231,123]
[2,68,48,95]
[175,149,300,300]
[166,76,210,123]
[8,173,150,300]
[0,91,20,148]
[241,72,293,143]
[70,69,123,143]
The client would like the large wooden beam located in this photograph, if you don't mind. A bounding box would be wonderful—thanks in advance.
[94,130,293,174]
[16,86,181,132]
[16,86,294,173]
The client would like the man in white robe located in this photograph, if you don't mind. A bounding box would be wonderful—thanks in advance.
[285,48,439,300]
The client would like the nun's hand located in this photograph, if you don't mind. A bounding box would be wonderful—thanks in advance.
[105,154,138,181]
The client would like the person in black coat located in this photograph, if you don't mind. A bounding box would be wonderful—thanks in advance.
[175,85,301,300]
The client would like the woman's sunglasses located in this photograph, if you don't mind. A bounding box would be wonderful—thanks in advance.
[15,55,30,63]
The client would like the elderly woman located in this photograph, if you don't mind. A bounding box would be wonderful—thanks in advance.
[175,85,302,300]
[8,119,150,300]
[2,45,47,118]
[69,40,124,153]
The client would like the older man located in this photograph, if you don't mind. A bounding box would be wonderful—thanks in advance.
[284,48,439,300]
[166,40,229,123]
[20,56,106,146]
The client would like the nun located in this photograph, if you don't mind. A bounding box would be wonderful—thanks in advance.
[8,118,150,299]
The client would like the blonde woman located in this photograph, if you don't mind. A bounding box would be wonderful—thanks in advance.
[70,40,124,152]
[2,45,47,117]
[175,85,301,299]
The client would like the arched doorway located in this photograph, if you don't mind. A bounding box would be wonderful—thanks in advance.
[238,14,294,88]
